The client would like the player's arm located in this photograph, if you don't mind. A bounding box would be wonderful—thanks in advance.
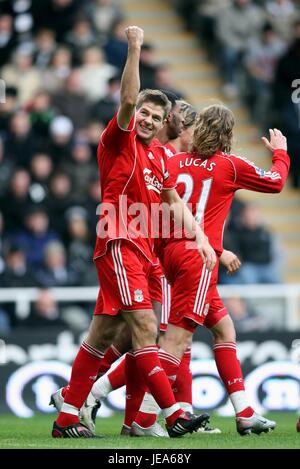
[219,249,241,275]
[161,188,216,272]
[233,129,290,193]
[117,26,144,130]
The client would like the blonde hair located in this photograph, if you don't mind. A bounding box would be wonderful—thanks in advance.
[192,104,234,158]
[177,100,197,128]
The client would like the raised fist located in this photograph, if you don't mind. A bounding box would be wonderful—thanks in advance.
[125,26,144,48]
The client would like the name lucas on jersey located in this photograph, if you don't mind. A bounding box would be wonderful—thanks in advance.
[179,158,216,171]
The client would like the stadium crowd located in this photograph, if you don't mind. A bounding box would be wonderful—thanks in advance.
[172,0,300,187]
[0,0,293,332]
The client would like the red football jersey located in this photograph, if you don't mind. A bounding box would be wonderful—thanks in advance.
[165,149,290,256]
[94,112,175,262]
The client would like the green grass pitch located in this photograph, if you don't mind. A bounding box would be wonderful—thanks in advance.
[0,412,299,449]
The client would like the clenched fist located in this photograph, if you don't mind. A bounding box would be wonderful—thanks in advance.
[125,26,144,48]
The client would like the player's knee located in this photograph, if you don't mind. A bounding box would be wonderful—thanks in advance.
[159,325,191,358]
[87,316,117,351]
[131,313,158,348]
[211,315,236,343]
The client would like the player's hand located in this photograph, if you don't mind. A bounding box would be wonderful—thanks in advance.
[262,128,287,152]
[219,249,241,275]
[196,236,217,272]
[125,26,144,48]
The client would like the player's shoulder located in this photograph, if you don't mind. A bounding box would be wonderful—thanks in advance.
[217,151,243,169]
[152,139,176,159]
[167,151,190,165]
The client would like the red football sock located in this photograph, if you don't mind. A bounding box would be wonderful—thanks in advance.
[133,350,184,429]
[57,341,104,427]
[98,344,122,375]
[124,352,147,427]
[61,385,69,399]
[213,342,245,394]
[134,346,183,427]
[107,355,126,389]
[213,342,254,417]
[158,348,181,386]
[134,410,157,428]
[173,348,192,406]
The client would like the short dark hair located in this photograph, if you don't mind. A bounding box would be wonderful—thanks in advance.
[136,89,172,119]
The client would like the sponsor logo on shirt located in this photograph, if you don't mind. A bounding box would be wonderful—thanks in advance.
[143,168,163,194]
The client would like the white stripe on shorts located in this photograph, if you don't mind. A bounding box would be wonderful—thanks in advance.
[161,275,171,325]
[193,265,211,317]
[111,240,132,306]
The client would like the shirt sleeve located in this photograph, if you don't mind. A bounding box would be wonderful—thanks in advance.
[231,149,290,193]
[99,111,136,150]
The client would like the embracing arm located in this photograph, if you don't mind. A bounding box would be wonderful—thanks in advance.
[161,188,216,271]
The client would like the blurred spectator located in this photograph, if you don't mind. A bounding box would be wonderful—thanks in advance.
[273,36,300,188]
[83,176,101,236]
[27,90,56,144]
[10,206,60,268]
[226,204,284,284]
[46,171,74,234]
[0,211,5,275]
[244,22,286,130]
[193,0,230,55]
[265,0,296,41]
[48,115,73,164]
[0,246,36,288]
[0,86,18,133]
[154,63,184,99]
[84,0,124,39]
[225,297,270,332]
[0,136,14,196]
[90,75,120,125]
[60,133,97,202]
[139,43,158,90]
[2,0,35,47]
[0,168,33,231]
[4,110,35,166]
[215,0,265,97]
[36,240,78,287]
[0,14,16,67]
[42,46,72,93]
[65,206,95,283]
[33,0,80,43]
[51,70,91,129]
[23,289,67,328]
[1,47,42,104]
[86,119,105,155]
[33,28,57,69]
[103,19,128,70]
[79,46,117,102]
[0,244,35,329]
[29,153,53,204]
[64,14,98,65]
